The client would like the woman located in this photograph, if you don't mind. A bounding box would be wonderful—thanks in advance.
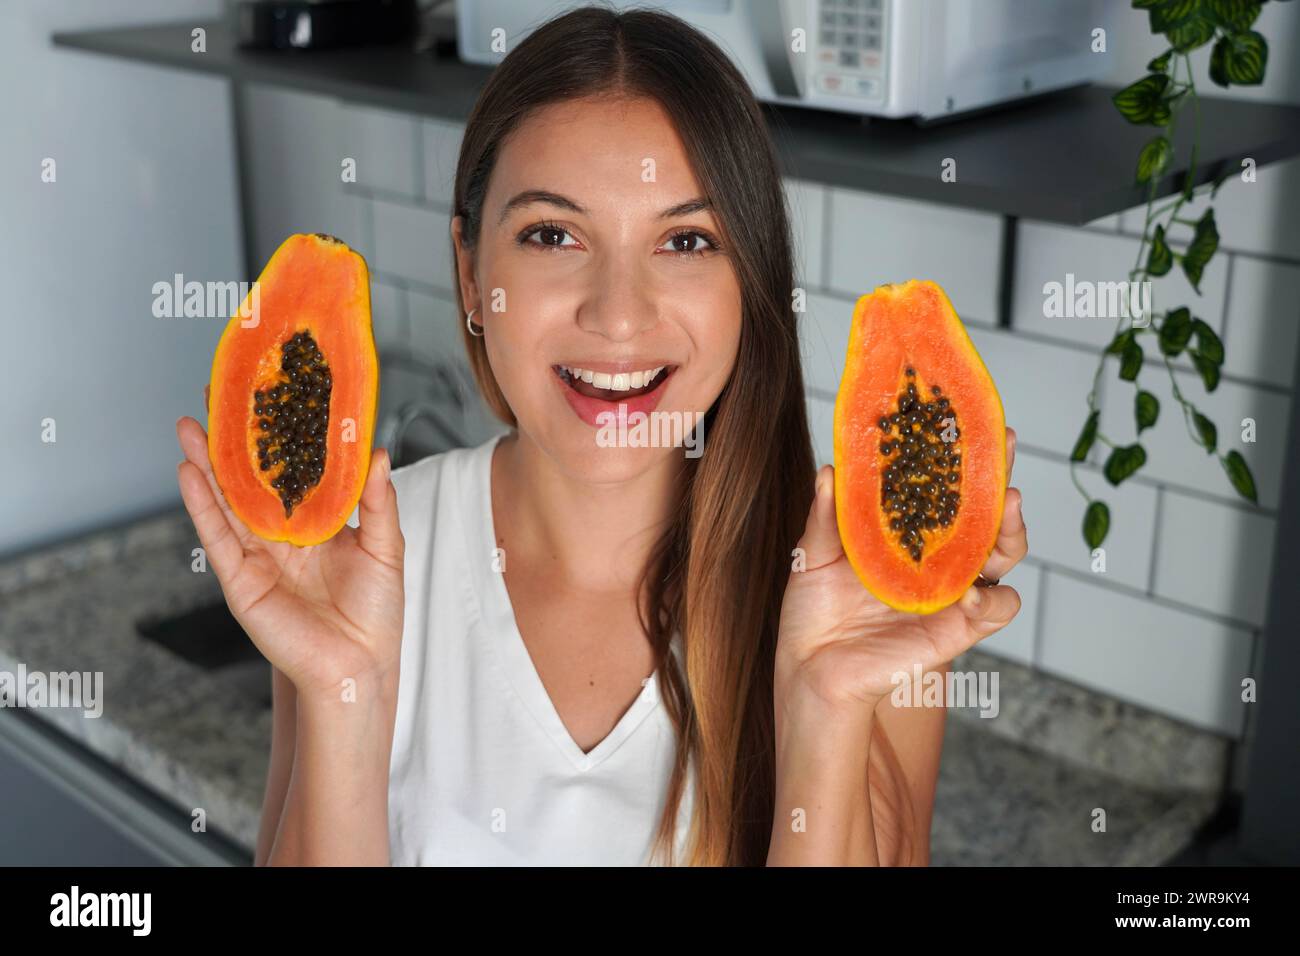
[175,6,1026,866]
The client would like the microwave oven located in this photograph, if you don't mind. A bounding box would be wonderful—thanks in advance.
[455,0,1105,121]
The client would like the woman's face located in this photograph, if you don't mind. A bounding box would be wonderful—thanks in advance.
[453,94,743,483]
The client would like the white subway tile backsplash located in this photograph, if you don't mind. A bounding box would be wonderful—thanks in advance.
[1118,156,1300,262]
[799,290,855,395]
[370,279,408,349]
[807,390,835,468]
[1013,451,1157,591]
[977,562,1040,666]
[1221,255,1300,388]
[370,197,454,289]
[1098,365,1288,509]
[1083,213,1121,233]
[1205,156,1300,261]
[421,119,465,205]
[1153,492,1277,627]
[784,178,825,288]
[1012,222,1226,357]
[338,104,419,197]
[965,327,1100,457]
[1038,572,1253,736]
[242,85,360,263]
[408,287,464,365]
[825,188,1002,325]
[1113,201,1144,236]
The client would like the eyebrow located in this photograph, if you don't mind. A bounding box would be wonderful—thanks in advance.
[497,189,712,225]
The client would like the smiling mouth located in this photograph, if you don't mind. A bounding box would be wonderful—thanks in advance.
[554,364,674,400]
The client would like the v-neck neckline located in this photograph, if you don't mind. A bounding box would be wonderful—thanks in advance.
[462,434,666,774]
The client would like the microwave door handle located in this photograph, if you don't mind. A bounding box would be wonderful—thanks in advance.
[754,0,803,99]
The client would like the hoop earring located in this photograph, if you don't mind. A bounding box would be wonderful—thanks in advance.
[465,307,484,338]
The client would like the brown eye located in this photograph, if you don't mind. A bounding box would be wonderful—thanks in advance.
[518,222,579,249]
[662,231,715,256]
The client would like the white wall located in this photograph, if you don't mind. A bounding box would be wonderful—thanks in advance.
[0,0,240,557]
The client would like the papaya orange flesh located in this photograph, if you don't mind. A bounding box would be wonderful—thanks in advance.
[207,233,377,547]
[833,280,1006,614]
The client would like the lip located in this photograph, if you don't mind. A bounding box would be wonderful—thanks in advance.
[552,363,676,427]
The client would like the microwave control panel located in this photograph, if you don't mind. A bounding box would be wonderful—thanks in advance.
[813,0,887,102]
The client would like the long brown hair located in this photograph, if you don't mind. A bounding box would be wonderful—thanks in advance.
[450,5,815,865]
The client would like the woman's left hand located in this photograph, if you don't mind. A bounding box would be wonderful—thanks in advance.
[775,427,1028,716]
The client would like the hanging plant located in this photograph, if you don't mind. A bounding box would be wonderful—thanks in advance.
[1073,0,1279,549]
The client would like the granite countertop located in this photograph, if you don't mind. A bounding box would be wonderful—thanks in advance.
[0,510,1224,864]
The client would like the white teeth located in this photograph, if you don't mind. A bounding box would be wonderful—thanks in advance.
[561,365,669,390]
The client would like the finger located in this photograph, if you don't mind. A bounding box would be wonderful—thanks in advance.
[1005,426,1017,484]
[177,460,245,584]
[957,582,1021,639]
[356,448,404,570]
[176,416,253,542]
[981,486,1027,581]
[793,465,842,572]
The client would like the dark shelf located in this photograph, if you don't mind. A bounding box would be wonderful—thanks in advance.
[52,19,1300,224]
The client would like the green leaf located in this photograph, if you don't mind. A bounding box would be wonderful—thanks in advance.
[1168,14,1217,51]
[1208,0,1262,33]
[1072,410,1101,462]
[1104,444,1148,485]
[1147,224,1174,276]
[1210,31,1268,86]
[1193,351,1222,391]
[1147,49,1174,72]
[1083,500,1111,550]
[1150,0,1201,32]
[1120,340,1145,380]
[1113,74,1172,124]
[1182,209,1220,291]
[1159,307,1194,356]
[1131,0,1164,10]
[1194,411,1218,452]
[1222,450,1258,503]
[1192,317,1224,363]
[1137,136,1173,183]
[1106,328,1136,355]
[1136,390,1161,431]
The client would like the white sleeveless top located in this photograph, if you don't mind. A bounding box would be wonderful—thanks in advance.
[386,434,695,865]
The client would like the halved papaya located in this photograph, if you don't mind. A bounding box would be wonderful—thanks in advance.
[207,233,377,547]
[833,280,1006,614]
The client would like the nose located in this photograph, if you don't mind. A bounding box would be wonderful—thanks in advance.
[574,251,659,342]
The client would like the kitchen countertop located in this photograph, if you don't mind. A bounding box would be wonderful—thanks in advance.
[0,508,1223,864]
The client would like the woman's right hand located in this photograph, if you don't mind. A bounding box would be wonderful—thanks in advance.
[174,403,405,704]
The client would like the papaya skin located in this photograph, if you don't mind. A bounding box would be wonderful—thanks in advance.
[207,234,378,547]
[833,280,1006,615]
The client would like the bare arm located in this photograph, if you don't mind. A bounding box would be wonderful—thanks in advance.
[266,673,399,866]
[868,660,948,866]
[254,666,297,866]
[768,661,950,867]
